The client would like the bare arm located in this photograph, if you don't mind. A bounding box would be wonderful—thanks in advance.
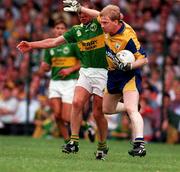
[30,36,66,49]
[80,6,100,18]
[63,0,100,17]
[0,108,15,115]
[17,36,66,53]
[131,58,148,70]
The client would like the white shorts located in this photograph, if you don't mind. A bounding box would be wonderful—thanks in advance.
[48,79,77,104]
[76,68,107,97]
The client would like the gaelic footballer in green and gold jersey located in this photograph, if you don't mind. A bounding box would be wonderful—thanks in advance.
[44,43,80,81]
[63,18,108,69]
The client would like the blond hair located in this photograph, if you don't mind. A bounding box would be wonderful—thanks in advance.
[100,5,123,21]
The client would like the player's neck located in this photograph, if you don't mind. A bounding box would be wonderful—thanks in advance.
[110,23,123,36]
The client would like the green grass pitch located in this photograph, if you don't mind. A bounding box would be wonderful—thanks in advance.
[0,136,180,172]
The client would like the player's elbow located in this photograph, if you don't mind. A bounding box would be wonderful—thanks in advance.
[53,36,65,47]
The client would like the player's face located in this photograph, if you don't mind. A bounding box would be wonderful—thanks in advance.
[100,16,117,34]
[54,23,67,37]
[78,12,92,25]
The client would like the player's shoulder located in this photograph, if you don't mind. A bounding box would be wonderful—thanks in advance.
[123,21,136,35]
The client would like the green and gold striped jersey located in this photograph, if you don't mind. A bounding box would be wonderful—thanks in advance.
[63,18,107,69]
[44,43,79,80]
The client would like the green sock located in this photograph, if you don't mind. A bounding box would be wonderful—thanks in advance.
[64,139,70,144]
[98,141,107,150]
[70,135,79,145]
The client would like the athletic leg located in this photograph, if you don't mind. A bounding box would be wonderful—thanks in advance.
[103,92,125,114]
[123,91,146,157]
[50,98,69,141]
[62,86,91,153]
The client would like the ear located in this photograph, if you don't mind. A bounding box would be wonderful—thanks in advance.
[114,20,119,25]
[120,13,124,20]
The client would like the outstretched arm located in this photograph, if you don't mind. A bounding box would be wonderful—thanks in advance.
[63,0,99,18]
[17,36,66,53]
[81,6,100,18]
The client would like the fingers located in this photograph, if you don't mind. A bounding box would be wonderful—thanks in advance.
[17,43,24,53]
[16,42,24,52]
[16,41,29,53]
[63,0,72,3]
[63,7,76,12]
[63,0,73,6]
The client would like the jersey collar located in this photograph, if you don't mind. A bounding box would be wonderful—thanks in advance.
[115,21,125,35]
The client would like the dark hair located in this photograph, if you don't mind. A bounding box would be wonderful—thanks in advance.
[53,19,67,28]
[80,0,94,9]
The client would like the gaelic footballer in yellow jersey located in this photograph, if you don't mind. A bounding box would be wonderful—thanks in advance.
[104,21,147,94]
[97,4,148,157]
[105,21,146,69]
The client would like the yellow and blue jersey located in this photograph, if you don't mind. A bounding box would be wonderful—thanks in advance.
[105,21,147,94]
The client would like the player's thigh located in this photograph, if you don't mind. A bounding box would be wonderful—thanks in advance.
[61,103,72,122]
[73,86,91,107]
[76,69,92,94]
[103,91,121,113]
[92,94,104,119]
[49,98,62,116]
[123,91,139,112]
[90,69,107,97]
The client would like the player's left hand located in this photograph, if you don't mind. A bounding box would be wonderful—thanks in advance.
[112,56,132,71]
[117,62,132,71]
[63,0,81,12]
[59,68,72,78]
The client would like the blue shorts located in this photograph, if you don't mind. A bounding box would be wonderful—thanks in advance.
[106,69,142,94]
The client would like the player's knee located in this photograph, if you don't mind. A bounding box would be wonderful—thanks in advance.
[72,98,84,109]
[126,106,138,115]
[54,111,59,118]
[61,115,69,123]
[55,114,63,122]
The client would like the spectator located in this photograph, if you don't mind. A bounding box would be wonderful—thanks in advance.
[0,85,19,125]
[166,80,180,144]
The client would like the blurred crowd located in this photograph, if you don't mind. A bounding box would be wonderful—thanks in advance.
[0,0,180,143]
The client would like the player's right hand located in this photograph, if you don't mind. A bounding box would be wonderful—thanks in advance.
[17,41,32,53]
[63,0,81,13]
